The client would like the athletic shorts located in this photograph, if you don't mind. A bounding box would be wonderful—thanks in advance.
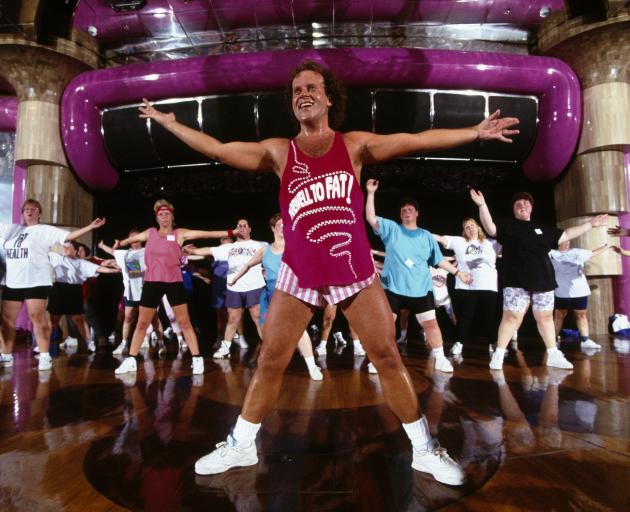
[225,287,264,309]
[2,285,52,302]
[140,281,187,309]
[124,297,140,308]
[48,282,84,315]
[554,295,588,311]
[275,261,376,307]
[385,289,436,317]
[503,287,554,312]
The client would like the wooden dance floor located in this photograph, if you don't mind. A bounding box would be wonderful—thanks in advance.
[1,334,629,511]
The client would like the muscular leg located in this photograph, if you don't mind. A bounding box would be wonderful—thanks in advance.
[340,280,420,424]
[241,290,315,423]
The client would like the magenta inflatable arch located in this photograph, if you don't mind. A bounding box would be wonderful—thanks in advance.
[61,48,581,190]
[0,97,18,131]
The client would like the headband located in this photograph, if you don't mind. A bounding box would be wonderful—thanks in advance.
[155,205,174,214]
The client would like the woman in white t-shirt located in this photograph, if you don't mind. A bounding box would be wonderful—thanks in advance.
[549,240,609,350]
[433,218,501,359]
[48,241,121,352]
[0,198,105,371]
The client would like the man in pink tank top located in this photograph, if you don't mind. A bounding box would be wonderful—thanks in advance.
[140,60,519,485]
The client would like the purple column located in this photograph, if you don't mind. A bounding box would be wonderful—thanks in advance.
[613,152,630,316]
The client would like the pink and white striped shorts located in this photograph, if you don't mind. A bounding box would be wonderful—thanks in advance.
[276,261,376,307]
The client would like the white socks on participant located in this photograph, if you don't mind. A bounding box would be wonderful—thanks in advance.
[403,416,432,450]
[431,347,445,358]
[231,415,261,446]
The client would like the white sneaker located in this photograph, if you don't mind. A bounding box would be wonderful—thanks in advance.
[546,350,573,369]
[237,336,249,349]
[396,334,407,345]
[38,354,52,371]
[333,332,347,346]
[613,338,629,353]
[489,351,504,370]
[580,339,601,350]
[195,437,258,475]
[158,339,167,358]
[164,327,174,337]
[308,365,323,381]
[33,344,40,354]
[367,362,378,374]
[60,336,78,348]
[412,439,465,485]
[233,333,240,341]
[108,332,116,342]
[112,341,127,355]
[87,340,96,353]
[450,342,463,355]
[115,372,137,387]
[141,337,150,349]
[0,354,13,368]
[315,343,327,356]
[213,341,232,359]
[353,341,366,356]
[434,356,453,373]
[192,357,205,375]
[115,356,137,374]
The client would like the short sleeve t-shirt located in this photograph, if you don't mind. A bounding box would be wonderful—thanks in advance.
[443,236,501,292]
[494,218,563,292]
[431,267,451,306]
[549,248,592,298]
[0,223,69,288]
[375,217,443,297]
[211,240,267,292]
[114,248,146,301]
[49,251,100,285]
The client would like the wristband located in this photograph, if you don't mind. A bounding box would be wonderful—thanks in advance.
[227,229,234,237]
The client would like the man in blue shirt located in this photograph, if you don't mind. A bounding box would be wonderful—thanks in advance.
[366,179,471,373]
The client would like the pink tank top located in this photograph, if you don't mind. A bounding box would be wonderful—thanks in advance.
[279,132,374,288]
[144,227,183,283]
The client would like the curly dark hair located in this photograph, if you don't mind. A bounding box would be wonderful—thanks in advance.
[286,60,347,130]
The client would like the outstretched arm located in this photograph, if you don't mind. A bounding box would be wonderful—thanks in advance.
[98,240,115,256]
[229,247,265,286]
[350,109,519,164]
[96,265,121,274]
[183,244,213,257]
[611,245,630,257]
[437,259,472,285]
[365,179,380,231]
[470,189,497,237]
[179,228,234,244]
[139,98,283,174]
[432,233,447,247]
[558,215,608,244]
[590,244,609,258]
[65,218,106,242]
[115,229,149,249]
[608,226,630,237]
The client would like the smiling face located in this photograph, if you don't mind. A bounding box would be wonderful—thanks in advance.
[400,203,419,227]
[291,70,332,125]
[513,199,533,221]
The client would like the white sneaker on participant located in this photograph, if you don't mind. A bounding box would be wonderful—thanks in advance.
[396,334,407,345]
[38,353,52,371]
[412,439,465,485]
[164,327,174,337]
[308,365,323,381]
[0,354,13,368]
[107,332,116,342]
[546,350,573,369]
[192,357,205,375]
[489,351,504,370]
[112,340,127,355]
[213,341,232,359]
[367,362,378,374]
[434,356,453,373]
[353,341,366,356]
[87,340,96,353]
[580,339,601,350]
[60,337,78,348]
[237,336,249,349]
[141,337,150,349]
[195,436,258,475]
[333,332,347,346]
[315,343,327,356]
[115,356,137,374]
[33,344,40,354]
[450,342,463,355]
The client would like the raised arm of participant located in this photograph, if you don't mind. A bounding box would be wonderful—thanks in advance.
[183,244,213,257]
[437,258,472,285]
[139,98,281,173]
[558,215,608,244]
[65,218,106,242]
[98,240,115,256]
[365,179,380,230]
[114,229,149,249]
[470,189,497,237]
[229,247,266,286]
[352,110,518,164]
[179,228,234,244]
[608,226,630,237]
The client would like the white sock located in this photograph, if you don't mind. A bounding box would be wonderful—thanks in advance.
[353,340,363,350]
[121,339,128,345]
[494,347,507,358]
[431,347,445,358]
[317,340,326,347]
[177,334,184,343]
[547,347,559,355]
[400,329,407,338]
[40,352,51,360]
[231,415,261,446]
[304,356,317,371]
[2,353,13,361]
[403,416,432,449]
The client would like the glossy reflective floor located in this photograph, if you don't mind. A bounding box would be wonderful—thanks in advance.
[1,333,629,511]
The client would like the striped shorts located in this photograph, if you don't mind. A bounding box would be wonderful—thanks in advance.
[276,261,376,307]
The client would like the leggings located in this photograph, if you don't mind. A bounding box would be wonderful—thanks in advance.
[452,289,498,344]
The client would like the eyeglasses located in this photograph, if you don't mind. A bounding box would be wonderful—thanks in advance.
[23,207,39,213]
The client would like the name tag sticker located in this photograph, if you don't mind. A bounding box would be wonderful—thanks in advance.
[404,258,414,268]
[534,228,543,235]
[167,234,176,242]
